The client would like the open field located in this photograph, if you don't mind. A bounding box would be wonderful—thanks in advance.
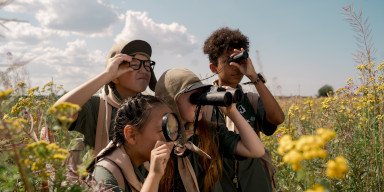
[1,3,383,192]
[1,57,383,191]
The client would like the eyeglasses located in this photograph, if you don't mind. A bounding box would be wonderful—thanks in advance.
[128,58,156,72]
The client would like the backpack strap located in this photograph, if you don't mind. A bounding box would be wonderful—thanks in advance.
[96,159,126,190]
[246,92,260,135]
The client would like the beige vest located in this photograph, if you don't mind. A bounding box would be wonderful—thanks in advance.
[95,143,142,191]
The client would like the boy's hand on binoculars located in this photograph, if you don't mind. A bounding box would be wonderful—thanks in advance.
[230,48,258,80]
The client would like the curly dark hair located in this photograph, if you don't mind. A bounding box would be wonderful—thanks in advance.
[203,27,249,66]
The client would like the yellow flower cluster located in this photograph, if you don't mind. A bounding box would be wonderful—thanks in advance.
[48,102,81,124]
[277,128,336,171]
[11,97,33,114]
[282,149,302,171]
[48,102,81,113]
[304,184,324,192]
[316,128,336,142]
[0,89,13,99]
[22,141,68,178]
[288,105,299,117]
[8,85,52,115]
[17,81,26,87]
[326,156,348,179]
[41,81,54,92]
[296,135,327,160]
[27,86,39,93]
[274,126,295,137]
[321,97,332,109]
[1,117,27,132]
[277,135,295,154]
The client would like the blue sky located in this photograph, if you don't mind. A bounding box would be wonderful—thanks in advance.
[1,0,383,96]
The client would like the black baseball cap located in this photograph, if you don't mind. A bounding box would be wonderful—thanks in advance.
[106,40,157,91]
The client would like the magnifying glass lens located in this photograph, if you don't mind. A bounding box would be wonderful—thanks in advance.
[167,114,179,141]
[162,113,180,142]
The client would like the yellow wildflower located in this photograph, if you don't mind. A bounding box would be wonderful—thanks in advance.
[316,128,336,142]
[291,162,301,171]
[304,184,325,192]
[326,156,348,179]
[277,135,295,154]
[0,89,13,98]
[58,116,67,122]
[17,82,26,87]
[44,81,53,87]
[52,154,67,160]
[283,150,303,164]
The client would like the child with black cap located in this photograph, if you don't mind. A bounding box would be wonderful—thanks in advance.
[54,40,157,172]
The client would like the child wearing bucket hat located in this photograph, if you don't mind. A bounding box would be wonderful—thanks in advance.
[155,68,265,192]
[54,40,157,173]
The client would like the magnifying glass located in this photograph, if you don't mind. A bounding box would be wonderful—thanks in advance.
[162,113,181,142]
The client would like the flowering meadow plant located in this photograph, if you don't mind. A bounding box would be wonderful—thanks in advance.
[258,4,384,191]
[0,82,104,191]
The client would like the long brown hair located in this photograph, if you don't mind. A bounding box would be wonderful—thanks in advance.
[160,119,222,192]
[198,119,222,192]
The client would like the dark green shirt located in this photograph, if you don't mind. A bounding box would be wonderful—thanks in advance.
[69,90,123,148]
[212,92,276,192]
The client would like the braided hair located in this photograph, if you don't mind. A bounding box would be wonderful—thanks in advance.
[97,94,167,159]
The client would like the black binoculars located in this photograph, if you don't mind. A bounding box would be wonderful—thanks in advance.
[226,51,248,63]
[190,86,243,107]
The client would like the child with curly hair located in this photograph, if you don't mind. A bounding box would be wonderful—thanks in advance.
[203,27,285,192]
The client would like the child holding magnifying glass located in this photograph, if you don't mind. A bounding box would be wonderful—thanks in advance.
[90,95,178,192]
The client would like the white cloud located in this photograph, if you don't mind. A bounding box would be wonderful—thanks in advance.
[3,0,45,13]
[0,39,106,91]
[115,11,198,56]
[4,0,119,35]
[2,22,69,46]
[27,40,106,89]
[1,5,200,92]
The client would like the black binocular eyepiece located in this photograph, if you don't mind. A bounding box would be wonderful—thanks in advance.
[190,86,243,107]
[226,51,249,64]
